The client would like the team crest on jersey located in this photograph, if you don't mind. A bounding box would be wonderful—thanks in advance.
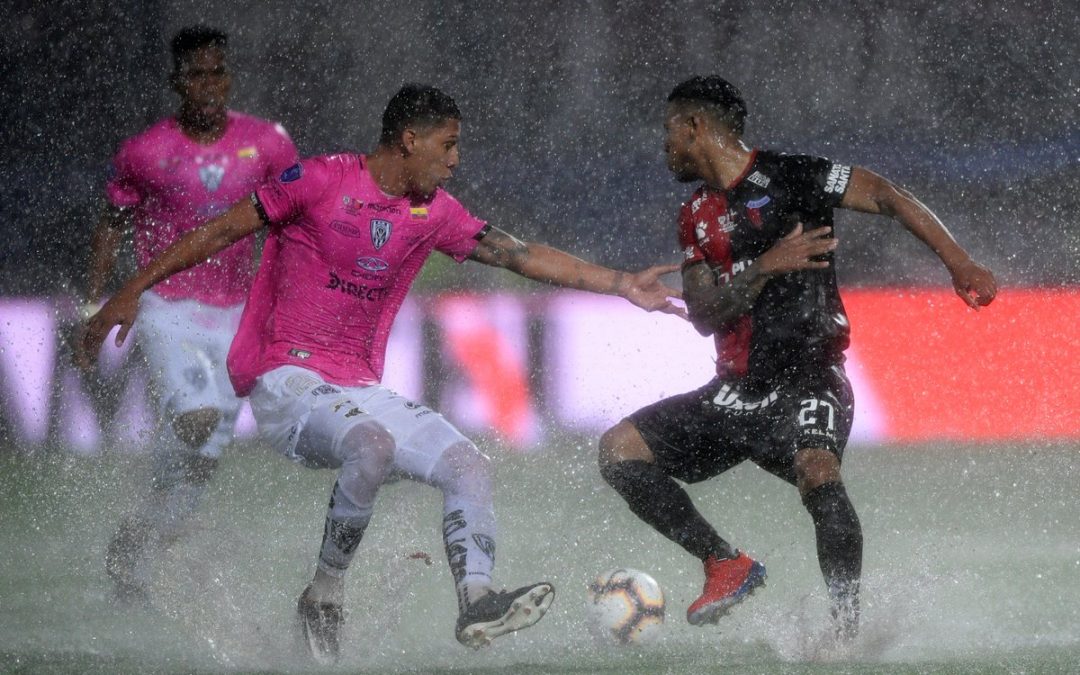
[199,164,225,192]
[745,195,771,229]
[370,219,392,249]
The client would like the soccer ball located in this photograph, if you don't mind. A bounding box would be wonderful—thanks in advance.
[586,568,665,645]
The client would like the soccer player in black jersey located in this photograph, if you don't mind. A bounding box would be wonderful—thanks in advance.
[598,76,997,640]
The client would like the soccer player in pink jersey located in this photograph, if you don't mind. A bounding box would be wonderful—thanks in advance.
[83,84,682,664]
[78,26,297,606]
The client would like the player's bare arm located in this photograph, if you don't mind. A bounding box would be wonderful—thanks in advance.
[840,167,997,309]
[81,196,264,357]
[684,224,838,335]
[468,225,686,317]
[85,204,132,307]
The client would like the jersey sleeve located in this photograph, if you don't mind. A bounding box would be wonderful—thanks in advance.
[790,154,852,209]
[261,122,300,178]
[677,199,705,268]
[253,157,331,225]
[433,193,486,263]
[104,140,142,208]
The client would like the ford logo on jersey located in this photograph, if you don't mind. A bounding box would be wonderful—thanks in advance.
[355,256,389,272]
[370,219,392,249]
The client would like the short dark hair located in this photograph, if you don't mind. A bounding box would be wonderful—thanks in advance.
[379,84,462,146]
[170,25,228,72]
[667,76,747,136]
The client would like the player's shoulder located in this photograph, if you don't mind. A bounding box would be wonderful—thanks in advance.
[679,184,710,214]
[112,116,177,162]
[227,111,291,141]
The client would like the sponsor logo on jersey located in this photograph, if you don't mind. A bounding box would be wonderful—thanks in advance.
[330,220,361,237]
[288,348,311,359]
[824,164,851,194]
[370,219,392,249]
[279,163,302,183]
[746,195,771,229]
[366,203,401,214]
[326,271,391,301]
[683,245,696,260]
[695,221,709,244]
[746,171,771,188]
[410,206,429,220]
[237,146,257,159]
[691,195,706,213]
[354,256,389,272]
[714,258,753,284]
[716,211,737,233]
[342,195,364,215]
[198,163,225,192]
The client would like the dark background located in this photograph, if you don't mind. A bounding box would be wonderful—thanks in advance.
[2,0,1078,296]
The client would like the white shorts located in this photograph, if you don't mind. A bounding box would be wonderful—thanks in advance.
[136,291,244,419]
[249,365,472,482]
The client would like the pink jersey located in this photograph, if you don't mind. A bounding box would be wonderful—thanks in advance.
[227,154,486,395]
[106,111,297,306]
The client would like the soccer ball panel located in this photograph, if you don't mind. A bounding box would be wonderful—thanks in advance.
[586,568,666,645]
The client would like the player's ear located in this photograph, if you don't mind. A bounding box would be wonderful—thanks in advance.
[400,128,417,156]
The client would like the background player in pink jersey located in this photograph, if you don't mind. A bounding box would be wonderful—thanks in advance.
[78,25,297,605]
[82,84,683,664]
[598,76,996,643]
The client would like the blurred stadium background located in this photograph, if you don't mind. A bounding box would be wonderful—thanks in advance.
[1,0,1076,452]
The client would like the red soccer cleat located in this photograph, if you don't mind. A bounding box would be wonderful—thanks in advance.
[686,550,767,625]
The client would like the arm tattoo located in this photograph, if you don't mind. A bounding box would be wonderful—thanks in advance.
[684,262,768,335]
[470,228,531,270]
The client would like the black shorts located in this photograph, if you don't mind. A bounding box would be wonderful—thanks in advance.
[627,365,854,485]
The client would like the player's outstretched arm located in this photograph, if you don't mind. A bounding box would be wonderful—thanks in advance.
[468,226,685,317]
[839,167,997,309]
[80,197,265,360]
[84,205,131,311]
[684,223,837,336]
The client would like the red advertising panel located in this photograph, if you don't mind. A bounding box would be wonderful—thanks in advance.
[843,288,1080,441]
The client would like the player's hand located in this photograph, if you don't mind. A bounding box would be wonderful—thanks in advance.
[949,259,997,309]
[756,223,838,276]
[622,264,688,319]
[80,290,140,365]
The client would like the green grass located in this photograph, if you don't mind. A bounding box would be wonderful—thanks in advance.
[1,440,1078,673]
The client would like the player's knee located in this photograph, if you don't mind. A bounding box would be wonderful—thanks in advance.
[341,421,396,471]
[436,440,492,493]
[598,420,653,468]
[172,408,222,449]
[794,447,843,496]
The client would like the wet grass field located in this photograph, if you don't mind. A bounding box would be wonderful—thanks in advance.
[1,439,1078,674]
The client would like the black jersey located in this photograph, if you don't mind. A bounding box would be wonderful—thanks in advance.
[677,149,853,391]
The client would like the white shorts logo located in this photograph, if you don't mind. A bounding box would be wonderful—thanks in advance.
[712,384,778,411]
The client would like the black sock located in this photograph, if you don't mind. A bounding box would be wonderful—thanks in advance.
[600,459,734,561]
[803,481,862,609]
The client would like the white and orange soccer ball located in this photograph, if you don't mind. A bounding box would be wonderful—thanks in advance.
[586,568,666,645]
